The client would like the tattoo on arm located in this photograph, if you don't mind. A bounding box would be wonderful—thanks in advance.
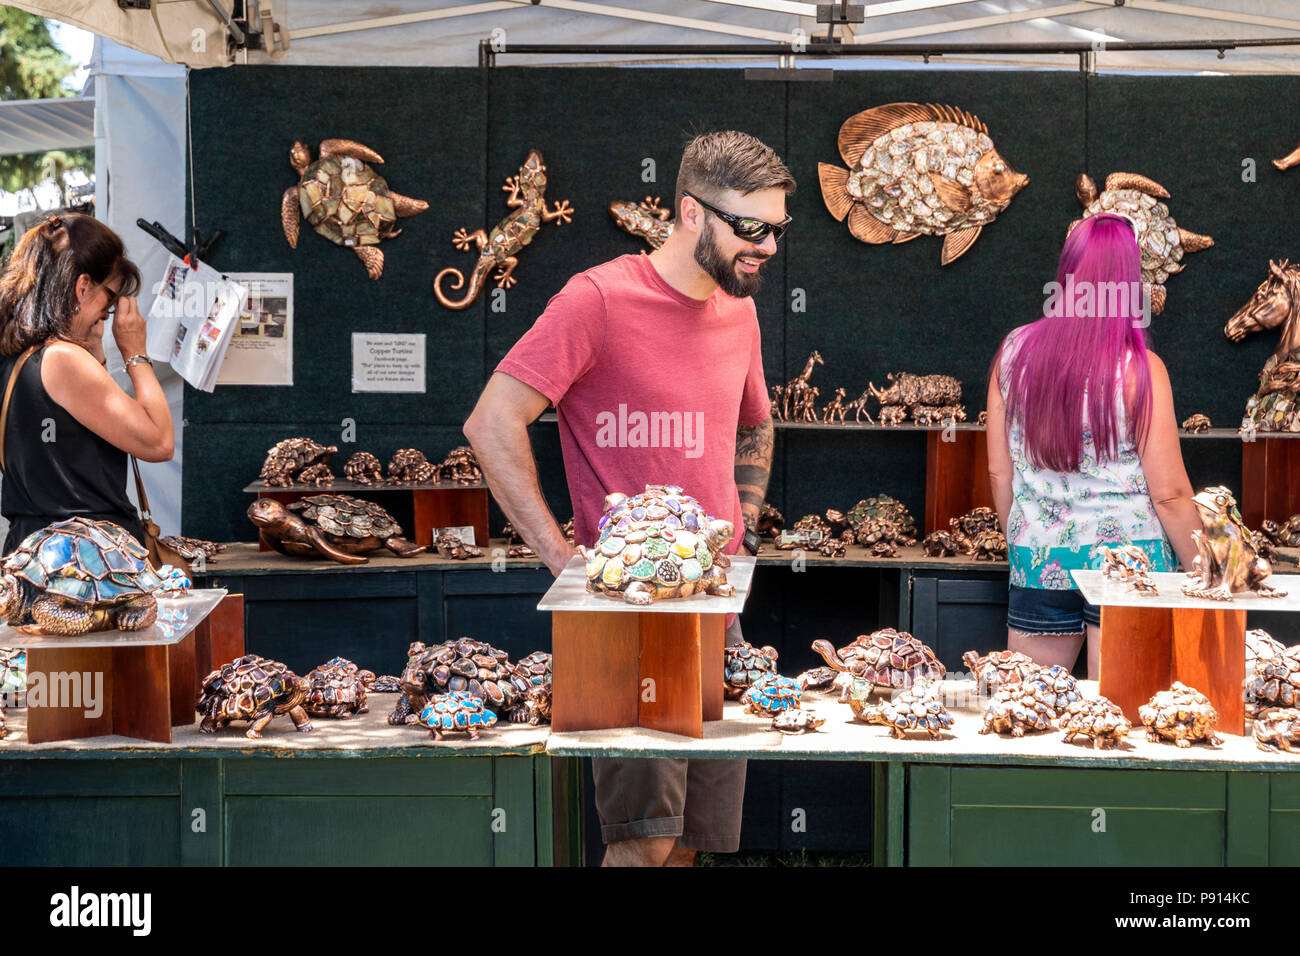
[735,419,774,531]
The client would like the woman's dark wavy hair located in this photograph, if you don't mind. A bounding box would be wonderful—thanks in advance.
[0,213,141,356]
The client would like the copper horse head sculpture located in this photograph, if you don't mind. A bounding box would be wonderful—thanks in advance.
[1224,259,1300,361]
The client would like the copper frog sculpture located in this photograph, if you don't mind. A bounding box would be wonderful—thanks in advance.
[1182,487,1286,601]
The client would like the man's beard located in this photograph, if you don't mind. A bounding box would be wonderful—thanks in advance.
[694,220,766,298]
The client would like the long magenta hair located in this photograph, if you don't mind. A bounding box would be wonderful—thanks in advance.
[992,214,1152,471]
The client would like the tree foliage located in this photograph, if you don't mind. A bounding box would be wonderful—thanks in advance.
[0,10,93,194]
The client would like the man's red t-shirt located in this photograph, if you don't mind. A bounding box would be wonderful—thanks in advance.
[496,253,770,553]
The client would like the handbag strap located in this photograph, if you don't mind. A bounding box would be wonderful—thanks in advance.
[0,345,39,472]
[130,456,153,520]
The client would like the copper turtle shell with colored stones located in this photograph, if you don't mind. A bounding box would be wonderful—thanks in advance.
[962,649,1040,694]
[259,437,337,487]
[1,518,164,634]
[416,691,498,740]
[812,628,945,691]
[196,654,313,738]
[1246,628,1292,718]
[303,656,376,718]
[1059,696,1132,749]
[1022,664,1081,712]
[980,681,1057,737]
[847,496,917,546]
[741,674,804,717]
[503,651,553,722]
[724,641,780,700]
[1246,642,1300,712]
[857,683,954,739]
[1253,707,1300,754]
[387,448,436,483]
[390,638,519,721]
[1139,682,1222,748]
[584,484,735,605]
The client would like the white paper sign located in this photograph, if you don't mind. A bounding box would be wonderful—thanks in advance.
[217,273,293,386]
[351,333,426,393]
[145,255,247,392]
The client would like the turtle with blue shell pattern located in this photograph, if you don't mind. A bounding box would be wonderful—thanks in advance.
[417,691,499,740]
[0,518,162,635]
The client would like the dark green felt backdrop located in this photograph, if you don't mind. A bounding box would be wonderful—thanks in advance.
[184,67,1300,541]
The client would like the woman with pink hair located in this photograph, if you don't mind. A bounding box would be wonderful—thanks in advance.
[986,213,1201,679]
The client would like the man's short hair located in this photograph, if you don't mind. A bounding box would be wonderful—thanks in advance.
[674,131,795,219]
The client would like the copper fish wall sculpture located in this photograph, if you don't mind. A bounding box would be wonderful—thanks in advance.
[818,102,1029,265]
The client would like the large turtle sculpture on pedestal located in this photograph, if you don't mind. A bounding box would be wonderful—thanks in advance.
[280,139,429,279]
[0,518,163,635]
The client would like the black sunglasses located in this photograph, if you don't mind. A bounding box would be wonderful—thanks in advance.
[684,190,791,243]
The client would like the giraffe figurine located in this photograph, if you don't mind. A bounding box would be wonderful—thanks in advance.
[842,389,875,424]
[821,387,847,424]
[782,350,824,421]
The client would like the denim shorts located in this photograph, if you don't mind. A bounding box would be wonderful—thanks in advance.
[1007,584,1100,635]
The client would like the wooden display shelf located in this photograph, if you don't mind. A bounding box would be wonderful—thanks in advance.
[4,590,240,745]
[244,479,490,553]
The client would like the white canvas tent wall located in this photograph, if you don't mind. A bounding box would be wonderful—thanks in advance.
[90,39,187,538]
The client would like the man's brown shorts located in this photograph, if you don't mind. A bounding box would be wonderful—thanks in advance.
[590,617,747,852]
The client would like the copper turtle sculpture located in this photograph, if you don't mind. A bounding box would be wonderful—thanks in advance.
[980,681,1057,737]
[1059,696,1132,749]
[962,649,1039,695]
[259,437,338,488]
[303,656,376,718]
[416,691,498,741]
[0,518,163,635]
[388,638,522,723]
[856,682,954,739]
[1139,682,1222,748]
[281,139,429,279]
[197,654,313,738]
[248,495,425,566]
[812,628,945,695]
[1253,708,1300,754]
[585,485,735,606]
[724,641,780,700]
[1069,172,1214,315]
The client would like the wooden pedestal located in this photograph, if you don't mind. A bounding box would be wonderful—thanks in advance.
[24,593,246,745]
[1241,437,1300,529]
[926,430,993,534]
[550,610,726,738]
[411,487,490,549]
[1099,605,1246,736]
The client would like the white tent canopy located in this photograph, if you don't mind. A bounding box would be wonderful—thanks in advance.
[0,97,94,156]
[8,0,1300,73]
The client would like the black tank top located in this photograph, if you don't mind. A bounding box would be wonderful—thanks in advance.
[0,344,142,553]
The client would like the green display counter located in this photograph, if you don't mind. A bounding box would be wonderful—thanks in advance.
[0,708,577,867]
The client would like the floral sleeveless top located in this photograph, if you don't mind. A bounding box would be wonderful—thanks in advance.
[998,326,1175,589]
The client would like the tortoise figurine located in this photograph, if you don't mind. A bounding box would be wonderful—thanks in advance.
[434,531,482,560]
[281,139,429,279]
[1023,664,1081,713]
[846,496,917,546]
[387,448,436,484]
[1181,413,1212,434]
[248,495,425,565]
[0,518,163,635]
[1139,682,1222,748]
[297,462,335,487]
[962,649,1040,695]
[389,638,520,722]
[158,535,225,562]
[724,641,780,700]
[922,531,959,557]
[819,535,849,558]
[869,539,897,558]
[772,709,826,735]
[980,681,1058,737]
[1246,628,1292,717]
[259,437,337,488]
[197,654,313,738]
[1060,696,1132,749]
[857,683,954,739]
[1070,172,1214,314]
[303,656,376,718]
[1246,642,1300,712]
[1097,543,1159,595]
[503,651,552,723]
[1253,708,1300,754]
[434,446,483,485]
[343,451,384,485]
[369,674,403,694]
[795,666,839,693]
[966,529,1008,561]
[416,691,498,740]
[741,674,804,717]
[812,628,946,695]
[584,485,735,605]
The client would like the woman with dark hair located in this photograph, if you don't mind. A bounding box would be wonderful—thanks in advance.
[0,213,173,553]
[986,213,1202,679]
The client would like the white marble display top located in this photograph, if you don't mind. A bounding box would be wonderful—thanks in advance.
[1072,570,1300,611]
[537,555,755,614]
[0,588,228,648]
